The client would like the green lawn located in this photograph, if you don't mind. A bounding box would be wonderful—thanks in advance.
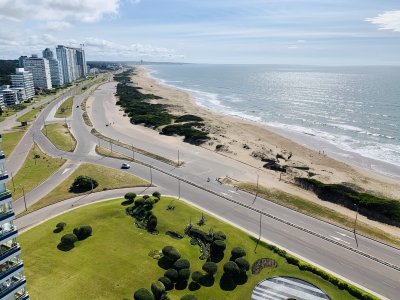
[0,103,30,122]
[6,145,66,200]
[27,163,148,212]
[55,97,74,118]
[16,104,47,122]
[1,130,26,157]
[238,182,400,248]
[19,197,367,300]
[42,123,76,152]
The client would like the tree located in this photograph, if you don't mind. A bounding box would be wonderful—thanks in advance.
[151,281,166,300]
[134,288,154,300]
[231,247,246,260]
[164,268,179,283]
[202,261,217,276]
[69,175,98,192]
[124,192,137,202]
[213,231,226,241]
[147,215,158,232]
[73,225,92,240]
[173,259,190,271]
[152,191,161,199]
[235,257,250,273]
[223,261,240,277]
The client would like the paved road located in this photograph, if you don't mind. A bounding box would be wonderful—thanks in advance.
[11,76,400,299]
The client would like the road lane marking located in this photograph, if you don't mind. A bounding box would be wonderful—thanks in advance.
[330,236,350,245]
[62,168,71,175]
[220,192,232,198]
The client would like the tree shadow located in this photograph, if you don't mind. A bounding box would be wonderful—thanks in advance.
[220,274,237,291]
[53,228,63,233]
[57,243,74,252]
[210,252,224,263]
[188,282,201,291]
[175,280,188,290]
[235,273,248,285]
[158,257,173,270]
[199,274,215,287]
[121,199,134,206]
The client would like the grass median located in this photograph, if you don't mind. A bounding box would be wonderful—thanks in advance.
[42,123,76,152]
[1,129,26,157]
[237,182,400,248]
[16,104,47,123]
[26,163,148,213]
[55,97,74,118]
[19,196,370,300]
[7,145,66,200]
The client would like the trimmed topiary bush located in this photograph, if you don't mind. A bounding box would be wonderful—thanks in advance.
[61,233,78,246]
[73,225,92,240]
[158,277,173,291]
[178,268,191,281]
[211,240,226,252]
[202,261,217,275]
[235,257,250,273]
[173,259,190,271]
[231,247,246,260]
[56,222,66,229]
[69,175,98,192]
[147,215,158,232]
[134,288,154,300]
[180,295,197,300]
[152,191,161,199]
[191,271,203,283]
[151,281,165,300]
[223,261,240,277]
[124,192,136,202]
[213,231,226,241]
[162,246,181,262]
[164,268,179,283]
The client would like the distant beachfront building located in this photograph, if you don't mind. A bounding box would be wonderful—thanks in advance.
[18,56,27,68]
[23,55,52,90]
[0,135,29,299]
[0,94,4,108]
[42,49,64,87]
[0,86,20,106]
[56,45,87,84]
[11,68,35,101]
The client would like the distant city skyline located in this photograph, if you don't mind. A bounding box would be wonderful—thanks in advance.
[0,0,399,65]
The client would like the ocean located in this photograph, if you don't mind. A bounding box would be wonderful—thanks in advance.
[146,64,400,179]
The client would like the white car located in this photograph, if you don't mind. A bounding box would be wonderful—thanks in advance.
[121,163,130,169]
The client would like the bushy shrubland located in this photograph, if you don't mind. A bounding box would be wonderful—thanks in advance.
[69,175,98,193]
[73,225,92,240]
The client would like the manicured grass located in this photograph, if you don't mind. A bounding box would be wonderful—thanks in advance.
[6,145,65,200]
[238,182,400,248]
[28,163,148,212]
[19,197,367,300]
[42,123,76,152]
[1,130,26,157]
[16,103,48,122]
[55,97,74,118]
[0,103,30,122]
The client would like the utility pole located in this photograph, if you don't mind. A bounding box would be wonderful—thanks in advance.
[149,166,153,186]
[353,203,359,248]
[177,150,180,167]
[91,177,94,193]
[132,144,135,161]
[252,174,259,204]
[22,186,27,211]
[178,179,181,200]
[10,172,15,192]
[254,213,262,253]
[110,141,113,152]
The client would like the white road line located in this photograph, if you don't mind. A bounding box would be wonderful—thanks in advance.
[330,235,351,245]
[220,192,232,198]
[61,167,71,175]
[336,231,354,240]
[229,190,239,194]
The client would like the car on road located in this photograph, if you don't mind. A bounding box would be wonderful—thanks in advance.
[121,163,130,169]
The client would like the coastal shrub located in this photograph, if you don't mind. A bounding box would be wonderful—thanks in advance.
[202,261,217,275]
[151,281,165,300]
[158,277,173,291]
[231,247,246,260]
[175,115,204,123]
[73,225,92,240]
[69,175,98,192]
[164,268,179,283]
[133,288,154,300]
[178,268,191,281]
[180,295,197,300]
[161,123,209,145]
[173,259,190,271]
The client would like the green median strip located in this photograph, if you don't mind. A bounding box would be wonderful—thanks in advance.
[42,123,76,152]
[237,182,400,248]
[19,196,375,300]
[55,96,74,118]
[6,144,66,200]
[23,163,148,214]
[91,128,181,167]
[16,103,48,123]
[1,129,26,157]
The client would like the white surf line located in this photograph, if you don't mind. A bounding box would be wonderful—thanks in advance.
[330,235,351,245]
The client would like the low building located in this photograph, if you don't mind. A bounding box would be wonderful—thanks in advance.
[0,95,4,108]
[0,86,19,106]
[11,68,35,101]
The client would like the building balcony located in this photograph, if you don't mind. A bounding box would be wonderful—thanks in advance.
[0,151,5,161]
[0,278,26,300]
[0,173,8,185]
[0,261,23,281]
[0,229,18,245]
[15,291,29,300]
[0,211,15,225]
[0,245,20,265]
[0,191,12,205]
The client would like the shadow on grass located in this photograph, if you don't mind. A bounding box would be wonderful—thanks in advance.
[199,274,215,287]
[210,252,224,263]
[121,199,134,206]
[53,228,63,233]
[188,282,201,291]
[235,273,248,285]
[175,280,188,290]
[158,257,174,270]
[220,274,237,291]
[57,243,74,252]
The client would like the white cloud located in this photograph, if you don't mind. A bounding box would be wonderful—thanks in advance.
[366,10,400,32]
[44,21,72,31]
[0,0,120,23]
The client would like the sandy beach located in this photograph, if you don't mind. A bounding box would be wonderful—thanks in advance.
[101,66,400,237]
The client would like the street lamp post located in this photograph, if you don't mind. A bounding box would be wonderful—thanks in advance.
[252,174,259,204]
[178,179,181,200]
[353,203,359,248]
[149,166,153,186]
[21,186,27,211]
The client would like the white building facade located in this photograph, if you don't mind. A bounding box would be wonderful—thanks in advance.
[23,56,52,90]
[0,87,19,106]
[56,45,87,84]
[11,69,35,101]
[43,49,64,87]
[0,135,29,300]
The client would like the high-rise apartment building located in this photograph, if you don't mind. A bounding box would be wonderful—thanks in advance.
[42,49,64,87]
[18,56,27,68]
[56,45,87,84]
[42,48,54,60]
[0,86,20,106]
[0,135,29,300]
[0,94,4,108]
[11,69,35,101]
[23,55,52,90]
[76,48,87,78]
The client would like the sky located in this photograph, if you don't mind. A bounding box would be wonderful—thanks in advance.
[0,0,399,65]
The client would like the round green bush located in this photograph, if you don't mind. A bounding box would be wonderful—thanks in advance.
[124,192,136,201]
[135,198,145,207]
[235,257,250,272]
[213,231,226,241]
[69,175,98,192]
[158,277,173,291]
[223,261,240,276]
[178,268,191,280]
[162,246,174,256]
[73,225,92,240]
[133,288,154,300]
[231,247,246,259]
[151,281,165,300]
[180,295,197,300]
[143,195,150,199]
[167,250,181,262]
[191,271,203,283]
[164,268,179,283]
[61,233,78,246]
[211,240,226,252]
[152,191,161,199]
[202,261,217,275]
[56,222,66,229]
[173,259,190,271]
[147,215,158,231]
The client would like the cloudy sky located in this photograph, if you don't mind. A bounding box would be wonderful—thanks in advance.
[0,0,399,64]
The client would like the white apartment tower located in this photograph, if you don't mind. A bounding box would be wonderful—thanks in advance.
[0,135,29,299]
[11,69,35,101]
[42,49,64,87]
[56,45,87,84]
[23,55,52,90]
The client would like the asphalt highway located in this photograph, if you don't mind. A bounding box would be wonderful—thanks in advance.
[10,77,400,299]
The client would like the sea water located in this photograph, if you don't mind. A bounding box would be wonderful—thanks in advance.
[146,64,400,178]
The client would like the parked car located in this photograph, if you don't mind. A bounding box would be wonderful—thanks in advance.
[121,163,130,169]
